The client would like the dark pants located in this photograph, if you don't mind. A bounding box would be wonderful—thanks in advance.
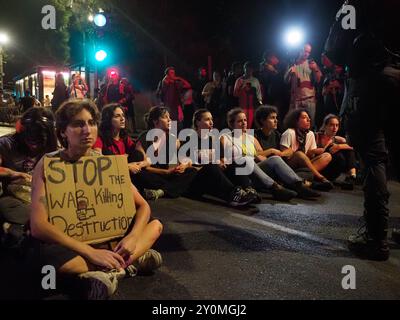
[321,149,356,181]
[0,196,30,247]
[344,64,400,241]
[223,164,253,189]
[187,164,235,201]
[0,196,30,225]
[132,168,197,198]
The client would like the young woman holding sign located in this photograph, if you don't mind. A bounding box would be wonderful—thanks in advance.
[29,99,163,300]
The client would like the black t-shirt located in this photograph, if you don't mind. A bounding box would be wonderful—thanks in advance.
[106,84,122,103]
[254,129,281,151]
[0,135,41,174]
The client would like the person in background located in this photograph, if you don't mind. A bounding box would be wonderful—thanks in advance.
[233,62,263,129]
[284,43,323,125]
[156,67,191,129]
[51,73,69,114]
[43,95,51,108]
[69,73,88,99]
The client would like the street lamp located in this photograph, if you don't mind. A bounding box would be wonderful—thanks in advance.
[0,32,10,90]
[284,27,304,48]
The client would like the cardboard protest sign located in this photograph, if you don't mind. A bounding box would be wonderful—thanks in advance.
[44,155,135,244]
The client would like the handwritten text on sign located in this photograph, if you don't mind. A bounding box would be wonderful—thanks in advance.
[44,155,135,244]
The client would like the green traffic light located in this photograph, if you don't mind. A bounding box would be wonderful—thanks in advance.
[95,50,107,61]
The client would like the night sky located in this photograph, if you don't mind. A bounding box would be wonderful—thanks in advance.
[0,0,344,88]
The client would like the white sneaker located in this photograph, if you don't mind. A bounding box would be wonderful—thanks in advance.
[125,249,163,277]
[79,269,126,300]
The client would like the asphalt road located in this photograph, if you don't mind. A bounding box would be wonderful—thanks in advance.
[0,124,399,300]
[113,182,400,300]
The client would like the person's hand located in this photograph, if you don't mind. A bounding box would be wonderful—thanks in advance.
[329,144,342,154]
[315,147,325,155]
[10,171,32,185]
[165,166,177,175]
[289,66,297,74]
[217,160,227,170]
[114,236,138,267]
[173,163,187,174]
[268,148,283,157]
[128,163,142,174]
[87,248,125,270]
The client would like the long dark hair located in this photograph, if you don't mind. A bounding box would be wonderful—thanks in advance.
[192,108,210,130]
[144,106,169,129]
[320,113,340,132]
[283,108,310,130]
[99,103,128,148]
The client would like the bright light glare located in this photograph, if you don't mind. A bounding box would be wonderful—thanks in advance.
[0,33,10,44]
[88,14,94,22]
[94,13,107,27]
[42,70,56,76]
[61,72,70,81]
[284,28,304,47]
[95,50,107,61]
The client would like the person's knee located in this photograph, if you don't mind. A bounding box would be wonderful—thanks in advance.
[151,219,163,239]
[321,152,332,163]
[294,151,307,160]
[267,155,282,164]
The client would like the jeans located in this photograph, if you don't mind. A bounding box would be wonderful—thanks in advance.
[227,156,276,189]
[258,156,302,186]
[344,64,400,241]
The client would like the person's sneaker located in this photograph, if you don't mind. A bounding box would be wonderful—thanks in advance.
[126,249,163,277]
[79,269,126,300]
[348,232,389,261]
[392,228,400,244]
[341,175,356,190]
[270,183,297,201]
[143,189,165,201]
[2,222,11,234]
[312,178,334,191]
[228,187,255,207]
[290,181,321,199]
[245,187,262,204]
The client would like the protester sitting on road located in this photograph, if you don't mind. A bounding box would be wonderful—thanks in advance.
[29,99,163,300]
[252,106,321,199]
[93,103,165,200]
[221,108,298,201]
[280,109,334,191]
[0,107,58,249]
[135,106,198,199]
[182,108,257,206]
[136,106,253,206]
[315,114,357,189]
